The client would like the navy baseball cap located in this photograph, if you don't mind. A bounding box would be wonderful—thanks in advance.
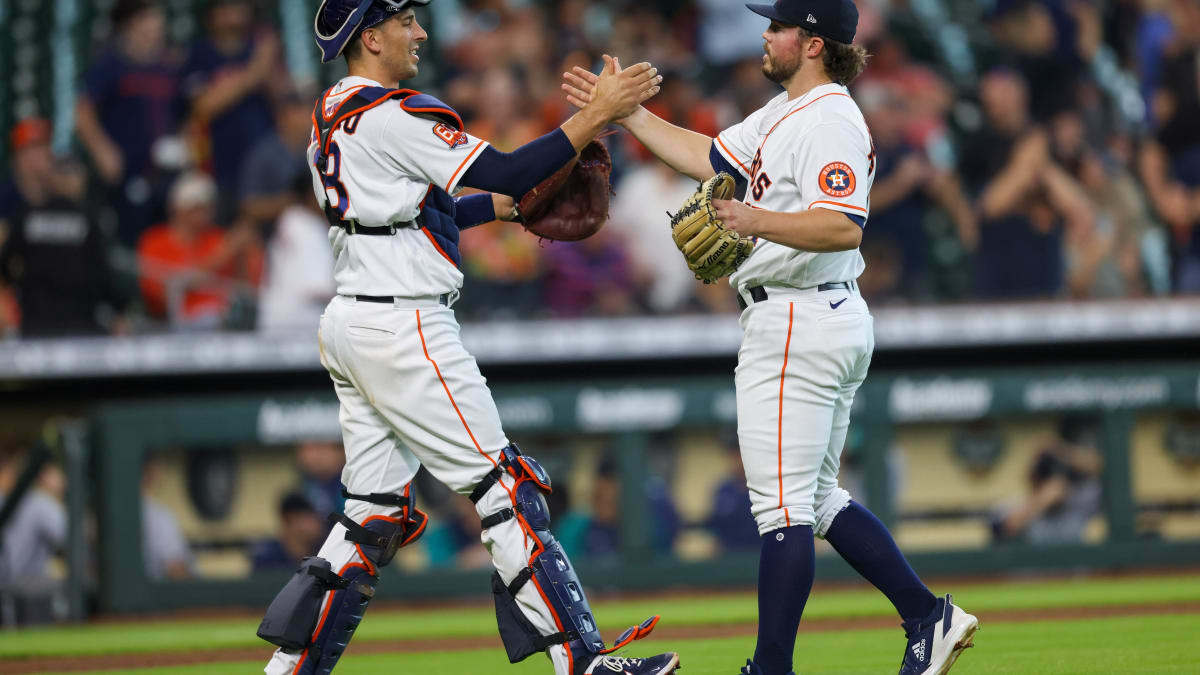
[746,0,859,44]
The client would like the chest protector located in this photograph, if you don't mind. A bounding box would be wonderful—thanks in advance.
[312,86,466,267]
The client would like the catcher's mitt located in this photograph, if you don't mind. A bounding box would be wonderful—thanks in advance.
[669,172,755,283]
[516,140,612,242]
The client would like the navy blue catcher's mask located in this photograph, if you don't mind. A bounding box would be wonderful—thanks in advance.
[314,0,431,63]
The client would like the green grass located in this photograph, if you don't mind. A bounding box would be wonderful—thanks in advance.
[4,573,1200,660]
[43,613,1200,675]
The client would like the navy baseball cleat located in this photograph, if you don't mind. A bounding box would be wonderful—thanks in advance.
[737,658,794,675]
[577,653,680,675]
[897,594,979,675]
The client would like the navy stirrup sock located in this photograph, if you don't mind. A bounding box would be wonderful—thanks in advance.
[823,501,937,624]
[753,524,814,675]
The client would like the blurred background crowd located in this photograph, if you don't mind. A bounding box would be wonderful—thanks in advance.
[0,0,1198,339]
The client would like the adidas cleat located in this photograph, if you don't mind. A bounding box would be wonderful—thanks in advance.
[898,594,979,675]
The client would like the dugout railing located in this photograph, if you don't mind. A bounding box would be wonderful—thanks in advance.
[81,361,1200,613]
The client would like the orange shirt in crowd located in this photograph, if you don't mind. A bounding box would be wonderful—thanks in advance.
[137,224,261,320]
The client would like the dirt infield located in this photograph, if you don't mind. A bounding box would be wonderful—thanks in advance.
[4,602,1197,674]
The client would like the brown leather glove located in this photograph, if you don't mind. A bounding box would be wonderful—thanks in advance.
[516,140,612,242]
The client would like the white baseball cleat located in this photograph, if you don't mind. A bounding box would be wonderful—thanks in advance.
[897,594,979,675]
[580,652,681,675]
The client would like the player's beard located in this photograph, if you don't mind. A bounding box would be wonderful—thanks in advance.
[762,49,802,84]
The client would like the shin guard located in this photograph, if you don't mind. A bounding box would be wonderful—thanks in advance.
[259,494,427,675]
[477,445,660,664]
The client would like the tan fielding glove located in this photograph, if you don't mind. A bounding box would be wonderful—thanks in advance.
[669,172,755,283]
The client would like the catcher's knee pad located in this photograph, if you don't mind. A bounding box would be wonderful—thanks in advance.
[814,486,852,539]
[258,496,428,674]
[474,445,658,664]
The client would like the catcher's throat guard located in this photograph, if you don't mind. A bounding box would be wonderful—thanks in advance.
[257,494,427,674]
[474,445,660,663]
[669,171,755,283]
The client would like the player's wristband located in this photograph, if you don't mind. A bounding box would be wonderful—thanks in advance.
[459,129,577,197]
[453,193,497,230]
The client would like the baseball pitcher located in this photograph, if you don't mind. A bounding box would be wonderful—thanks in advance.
[255,2,679,674]
[562,2,979,674]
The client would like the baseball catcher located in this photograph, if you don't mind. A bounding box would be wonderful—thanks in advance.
[669,172,756,283]
[258,0,679,674]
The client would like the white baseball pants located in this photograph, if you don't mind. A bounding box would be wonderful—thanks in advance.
[734,285,873,538]
[265,295,579,675]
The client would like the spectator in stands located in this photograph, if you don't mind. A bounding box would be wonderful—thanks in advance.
[542,231,636,318]
[424,495,492,570]
[0,445,66,626]
[557,453,679,560]
[453,68,548,320]
[991,415,1104,545]
[1050,110,1156,298]
[630,74,720,165]
[181,0,280,220]
[0,288,14,339]
[141,455,194,581]
[958,69,1094,299]
[0,119,130,337]
[697,0,773,79]
[708,430,760,552]
[137,172,262,329]
[249,493,325,573]
[1140,139,1200,291]
[1139,0,1200,291]
[855,83,977,302]
[986,0,1101,122]
[457,222,546,320]
[608,161,699,314]
[461,67,545,150]
[238,88,317,229]
[557,458,621,560]
[294,441,344,520]
[257,177,335,333]
[855,35,954,152]
[75,0,183,247]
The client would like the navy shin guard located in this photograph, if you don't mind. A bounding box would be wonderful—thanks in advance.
[478,445,659,666]
[294,560,378,675]
[261,496,427,675]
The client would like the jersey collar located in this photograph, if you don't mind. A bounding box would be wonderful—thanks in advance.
[336,75,386,90]
[791,82,847,107]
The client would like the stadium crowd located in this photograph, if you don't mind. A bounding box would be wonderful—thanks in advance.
[0,0,1197,337]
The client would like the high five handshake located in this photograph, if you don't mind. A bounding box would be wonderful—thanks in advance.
[559,55,662,151]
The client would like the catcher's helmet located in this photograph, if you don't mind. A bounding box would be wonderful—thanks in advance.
[314,0,431,63]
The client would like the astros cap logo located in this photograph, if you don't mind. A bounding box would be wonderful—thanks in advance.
[819,162,855,197]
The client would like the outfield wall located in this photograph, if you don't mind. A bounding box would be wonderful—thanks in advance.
[81,360,1200,613]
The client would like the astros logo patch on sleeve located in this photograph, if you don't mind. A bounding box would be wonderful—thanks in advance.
[819,162,856,197]
[432,122,469,149]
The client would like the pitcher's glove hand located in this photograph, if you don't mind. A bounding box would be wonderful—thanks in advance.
[669,172,755,283]
[516,140,612,242]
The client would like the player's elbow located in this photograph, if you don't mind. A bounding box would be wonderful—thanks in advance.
[826,215,862,251]
[841,223,863,250]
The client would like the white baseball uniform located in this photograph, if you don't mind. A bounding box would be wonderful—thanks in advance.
[713,82,876,537]
[265,75,579,675]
